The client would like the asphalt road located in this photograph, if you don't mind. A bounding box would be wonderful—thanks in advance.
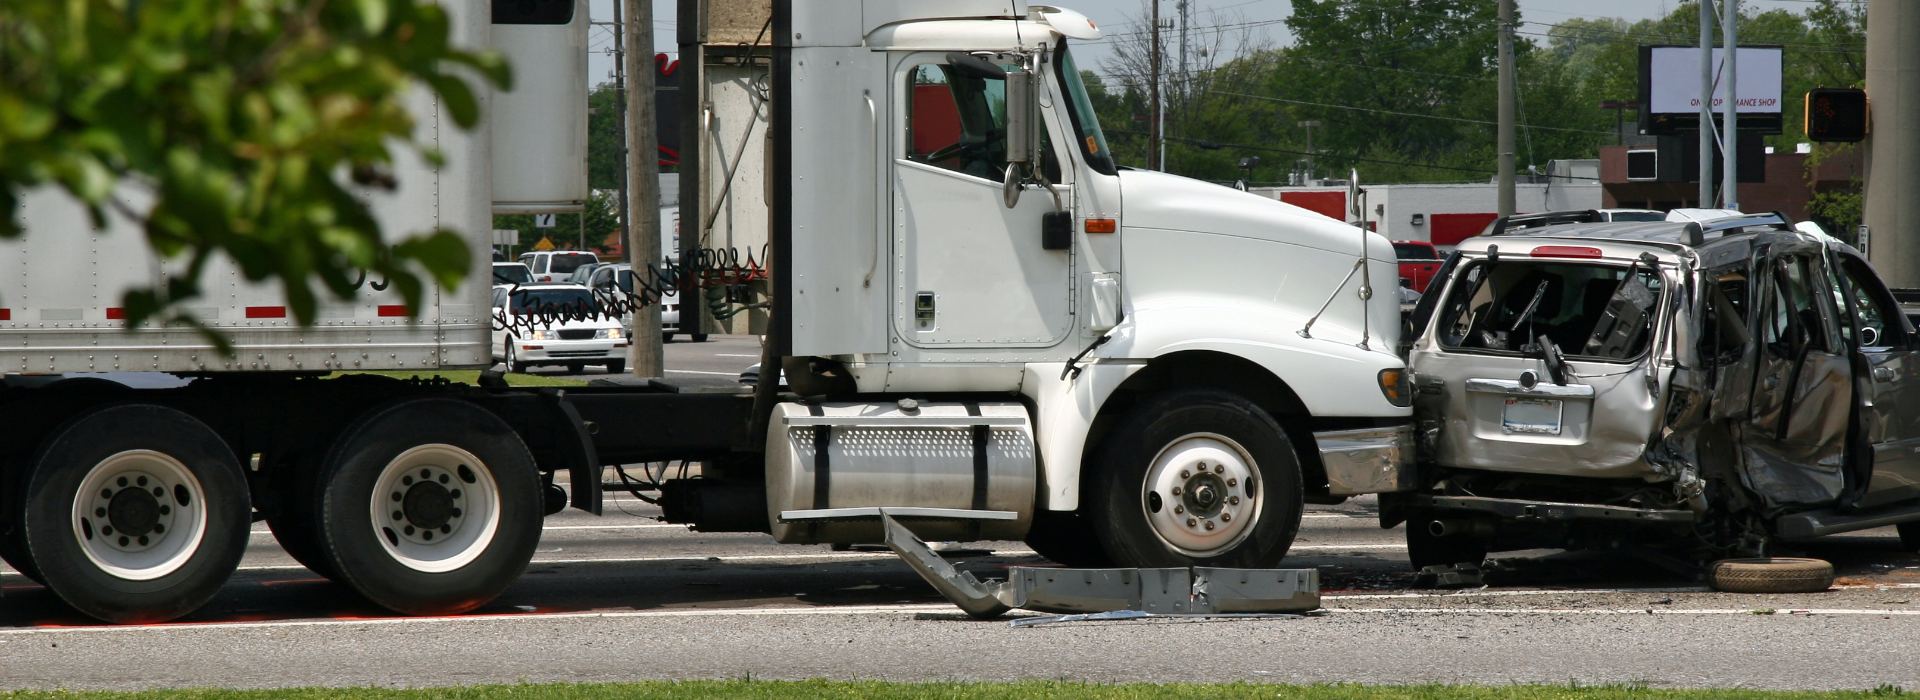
[5,337,1920,689]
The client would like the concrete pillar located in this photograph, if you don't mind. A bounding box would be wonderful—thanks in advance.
[1865,0,1920,284]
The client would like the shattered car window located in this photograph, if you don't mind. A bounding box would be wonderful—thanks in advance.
[1435,260,1662,361]
[1764,256,1833,357]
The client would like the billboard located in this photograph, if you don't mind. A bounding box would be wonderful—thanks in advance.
[1639,46,1785,135]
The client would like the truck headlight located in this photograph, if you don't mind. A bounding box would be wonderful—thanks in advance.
[597,328,623,340]
[1378,368,1411,407]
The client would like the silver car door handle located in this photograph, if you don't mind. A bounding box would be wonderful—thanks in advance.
[1874,367,1896,382]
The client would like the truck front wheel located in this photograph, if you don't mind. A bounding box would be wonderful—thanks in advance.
[17,404,250,623]
[1089,390,1304,568]
[313,399,542,616]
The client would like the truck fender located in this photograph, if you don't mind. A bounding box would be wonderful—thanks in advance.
[1021,360,1147,512]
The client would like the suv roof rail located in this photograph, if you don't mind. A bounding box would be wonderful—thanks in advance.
[1484,210,1606,237]
[1699,211,1795,236]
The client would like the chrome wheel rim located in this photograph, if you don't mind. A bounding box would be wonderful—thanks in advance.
[369,444,500,573]
[1140,432,1262,557]
[71,450,208,581]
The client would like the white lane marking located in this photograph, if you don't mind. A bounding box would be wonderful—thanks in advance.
[0,605,956,636]
[1292,544,1403,550]
[1337,607,1920,616]
[665,369,741,376]
[249,523,687,536]
[1326,587,1709,600]
[715,354,760,357]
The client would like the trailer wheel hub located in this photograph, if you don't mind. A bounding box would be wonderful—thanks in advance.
[71,450,207,580]
[402,481,456,530]
[369,444,500,573]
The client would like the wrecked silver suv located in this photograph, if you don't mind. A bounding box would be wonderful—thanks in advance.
[1382,212,1920,573]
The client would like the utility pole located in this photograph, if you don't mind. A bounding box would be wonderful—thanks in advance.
[1721,0,1739,211]
[1699,0,1715,209]
[1863,0,1920,284]
[1496,0,1516,217]
[1149,0,1163,171]
[624,0,663,377]
[612,0,629,262]
[1177,0,1189,102]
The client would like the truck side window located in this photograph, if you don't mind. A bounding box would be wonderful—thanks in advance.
[904,62,1058,182]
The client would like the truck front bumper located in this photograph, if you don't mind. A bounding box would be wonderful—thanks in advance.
[1315,424,1416,496]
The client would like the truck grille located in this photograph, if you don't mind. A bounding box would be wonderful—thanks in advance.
[558,329,596,340]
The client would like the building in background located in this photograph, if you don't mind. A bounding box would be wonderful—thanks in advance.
[1250,160,1602,249]
[1598,144,1862,226]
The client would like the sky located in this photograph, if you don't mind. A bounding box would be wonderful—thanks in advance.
[581,0,1833,89]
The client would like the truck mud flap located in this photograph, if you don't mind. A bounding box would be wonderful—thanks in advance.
[878,513,1319,619]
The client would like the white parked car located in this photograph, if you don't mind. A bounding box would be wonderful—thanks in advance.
[516,250,598,283]
[584,263,706,342]
[492,261,534,287]
[491,284,627,374]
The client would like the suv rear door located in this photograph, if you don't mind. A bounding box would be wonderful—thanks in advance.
[1724,244,1854,508]
[1414,250,1671,478]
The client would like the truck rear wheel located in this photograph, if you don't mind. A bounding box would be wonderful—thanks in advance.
[17,405,250,623]
[1089,389,1303,568]
[313,399,542,615]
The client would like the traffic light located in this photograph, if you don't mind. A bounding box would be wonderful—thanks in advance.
[1806,88,1869,142]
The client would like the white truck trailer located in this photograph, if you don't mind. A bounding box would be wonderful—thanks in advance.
[0,0,1415,624]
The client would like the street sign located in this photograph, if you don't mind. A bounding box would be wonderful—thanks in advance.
[534,214,556,228]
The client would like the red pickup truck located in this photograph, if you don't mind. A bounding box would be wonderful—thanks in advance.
[1392,240,1442,292]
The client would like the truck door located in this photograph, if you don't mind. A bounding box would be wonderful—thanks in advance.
[891,55,1073,348]
[1737,248,1854,508]
[1832,251,1920,509]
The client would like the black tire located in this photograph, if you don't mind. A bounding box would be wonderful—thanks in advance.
[18,404,250,623]
[1898,521,1920,551]
[690,334,709,343]
[606,360,626,374]
[1088,389,1304,568]
[313,398,542,615]
[1708,557,1835,593]
[505,339,529,374]
[662,333,675,342]
[566,362,585,375]
[263,455,341,582]
[1405,513,1489,570]
[1023,509,1113,568]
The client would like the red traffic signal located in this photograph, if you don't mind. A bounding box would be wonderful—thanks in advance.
[1806,88,1868,142]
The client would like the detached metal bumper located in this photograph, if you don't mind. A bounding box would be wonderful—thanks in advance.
[1316,424,1416,496]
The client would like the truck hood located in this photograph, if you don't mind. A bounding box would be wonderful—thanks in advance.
[1117,169,1396,263]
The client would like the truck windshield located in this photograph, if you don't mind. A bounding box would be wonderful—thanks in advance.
[1434,260,1663,361]
[1055,45,1115,176]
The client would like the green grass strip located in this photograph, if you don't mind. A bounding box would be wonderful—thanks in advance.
[1,681,1912,700]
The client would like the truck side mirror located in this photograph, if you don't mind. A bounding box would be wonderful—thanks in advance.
[1005,69,1035,166]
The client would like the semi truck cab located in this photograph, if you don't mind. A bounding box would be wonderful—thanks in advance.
[755,2,1416,568]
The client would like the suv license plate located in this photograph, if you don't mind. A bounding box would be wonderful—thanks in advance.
[1502,397,1563,435]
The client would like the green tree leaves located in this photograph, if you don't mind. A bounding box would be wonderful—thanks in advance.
[0,0,509,346]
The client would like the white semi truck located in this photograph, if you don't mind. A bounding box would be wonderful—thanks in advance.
[0,0,1414,624]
